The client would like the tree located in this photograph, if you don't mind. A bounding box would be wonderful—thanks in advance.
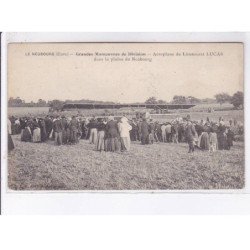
[8,97,25,106]
[48,99,65,110]
[145,96,157,104]
[230,91,243,109]
[37,99,47,107]
[171,95,187,104]
[214,93,231,106]
[186,96,201,104]
[157,99,167,104]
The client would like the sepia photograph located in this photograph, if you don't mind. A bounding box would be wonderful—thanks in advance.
[7,42,244,190]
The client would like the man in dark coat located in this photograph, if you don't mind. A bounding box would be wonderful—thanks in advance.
[61,116,68,144]
[53,117,63,145]
[217,122,227,150]
[178,123,186,142]
[226,127,234,150]
[39,118,47,142]
[140,118,150,145]
[155,121,162,142]
[69,116,80,144]
[45,116,53,138]
[105,116,120,151]
[87,117,99,144]
[130,118,139,141]
[185,120,196,153]
[80,119,88,139]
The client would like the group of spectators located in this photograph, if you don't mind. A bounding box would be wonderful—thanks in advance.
[8,114,244,153]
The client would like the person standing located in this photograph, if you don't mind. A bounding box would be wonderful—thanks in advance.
[8,118,14,152]
[45,116,53,139]
[69,116,79,144]
[61,116,69,144]
[20,118,26,139]
[199,123,210,150]
[185,120,196,153]
[118,117,132,151]
[21,122,32,142]
[208,128,218,152]
[39,118,47,142]
[130,118,139,141]
[80,119,88,139]
[105,116,120,152]
[32,119,41,143]
[155,121,162,142]
[165,122,172,142]
[217,121,227,150]
[171,121,179,143]
[96,118,106,151]
[14,118,21,134]
[148,119,155,144]
[140,118,150,145]
[226,127,234,150]
[88,118,98,144]
[53,116,63,146]
[161,123,167,142]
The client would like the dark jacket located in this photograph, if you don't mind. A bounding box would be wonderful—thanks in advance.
[106,120,119,138]
[53,119,63,133]
[97,122,106,132]
[61,118,68,130]
[87,120,98,129]
[185,124,196,140]
[69,118,79,132]
[45,117,53,132]
[141,121,150,136]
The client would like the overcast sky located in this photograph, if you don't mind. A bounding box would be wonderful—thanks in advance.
[8,43,243,103]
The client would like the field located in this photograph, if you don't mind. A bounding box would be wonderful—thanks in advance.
[8,107,50,117]
[8,107,245,190]
[8,135,244,190]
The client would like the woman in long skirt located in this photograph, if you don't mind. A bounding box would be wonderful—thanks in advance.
[105,116,121,152]
[200,132,209,150]
[200,125,210,150]
[21,126,32,142]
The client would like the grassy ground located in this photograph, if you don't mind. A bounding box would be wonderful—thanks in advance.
[8,135,244,190]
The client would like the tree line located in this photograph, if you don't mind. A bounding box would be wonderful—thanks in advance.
[8,98,117,110]
[8,97,48,107]
[8,91,243,110]
[145,91,243,109]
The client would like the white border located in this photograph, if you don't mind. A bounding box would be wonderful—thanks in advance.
[1,32,250,214]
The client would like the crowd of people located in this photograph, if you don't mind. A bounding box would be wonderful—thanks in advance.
[8,114,244,153]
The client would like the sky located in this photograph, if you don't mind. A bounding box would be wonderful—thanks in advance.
[8,42,243,103]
